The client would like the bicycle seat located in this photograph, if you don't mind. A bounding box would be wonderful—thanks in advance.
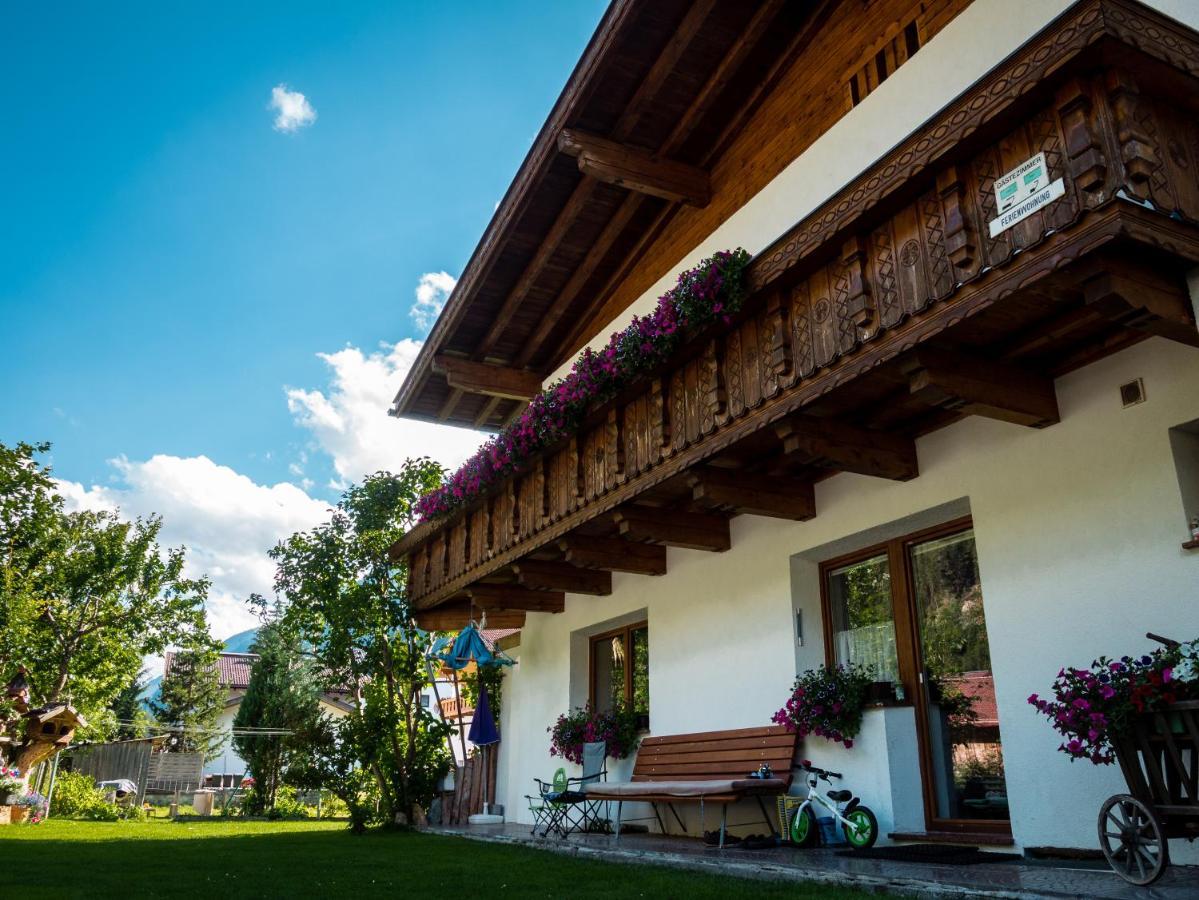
[827,789,853,803]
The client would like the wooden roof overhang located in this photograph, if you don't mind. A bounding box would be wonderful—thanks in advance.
[389,0,838,431]
[397,0,1199,631]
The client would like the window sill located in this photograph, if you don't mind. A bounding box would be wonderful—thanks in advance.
[1184,538,1199,551]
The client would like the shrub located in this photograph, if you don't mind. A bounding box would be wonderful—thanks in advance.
[773,663,874,748]
[50,770,120,820]
[268,785,311,820]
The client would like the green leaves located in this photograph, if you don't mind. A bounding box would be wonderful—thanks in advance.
[0,440,214,748]
[267,461,452,826]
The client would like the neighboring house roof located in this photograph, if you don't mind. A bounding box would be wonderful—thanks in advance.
[942,672,1000,729]
[163,651,258,690]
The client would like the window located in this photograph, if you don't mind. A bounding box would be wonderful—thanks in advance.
[589,622,649,727]
[827,552,899,682]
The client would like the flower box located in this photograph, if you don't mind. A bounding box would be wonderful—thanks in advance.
[9,805,28,824]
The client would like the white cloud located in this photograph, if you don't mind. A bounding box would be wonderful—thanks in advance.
[287,338,485,488]
[59,455,330,643]
[269,84,317,133]
[410,271,456,333]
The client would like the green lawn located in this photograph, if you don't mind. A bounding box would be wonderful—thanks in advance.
[3,819,877,899]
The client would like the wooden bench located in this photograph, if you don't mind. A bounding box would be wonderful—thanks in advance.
[584,725,799,846]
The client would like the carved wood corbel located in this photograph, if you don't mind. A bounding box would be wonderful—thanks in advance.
[1054,77,1107,197]
[936,165,976,274]
[1105,68,1158,199]
[840,236,874,334]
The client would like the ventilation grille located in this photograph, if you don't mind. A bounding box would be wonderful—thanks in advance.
[846,19,922,109]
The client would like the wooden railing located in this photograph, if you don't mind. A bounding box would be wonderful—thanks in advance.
[401,0,1199,615]
[439,697,472,721]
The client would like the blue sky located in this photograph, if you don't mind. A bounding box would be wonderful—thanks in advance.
[0,1,606,640]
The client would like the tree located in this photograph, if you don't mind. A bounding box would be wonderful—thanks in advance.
[107,669,153,741]
[152,643,226,760]
[232,619,320,812]
[267,462,452,829]
[0,441,214,778]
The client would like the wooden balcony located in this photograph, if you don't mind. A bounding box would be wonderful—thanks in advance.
[439,697,473,721]
[399,0,1199,627]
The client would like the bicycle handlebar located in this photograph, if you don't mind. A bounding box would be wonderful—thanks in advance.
[799,760,842,780]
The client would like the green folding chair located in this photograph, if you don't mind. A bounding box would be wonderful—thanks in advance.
[526,768,570,838]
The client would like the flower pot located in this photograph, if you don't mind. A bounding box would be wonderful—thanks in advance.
[0,806,10,826]
[9,806,28,824]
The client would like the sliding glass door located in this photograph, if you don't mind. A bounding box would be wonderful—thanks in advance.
[821,519,1009,832]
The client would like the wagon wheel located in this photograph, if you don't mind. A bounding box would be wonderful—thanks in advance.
[1097,794,1169,886]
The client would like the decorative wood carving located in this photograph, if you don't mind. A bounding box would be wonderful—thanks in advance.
[401,3,1199,611]
[936,165,975,274]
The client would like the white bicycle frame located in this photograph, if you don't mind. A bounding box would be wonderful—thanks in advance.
[792,772,868,840]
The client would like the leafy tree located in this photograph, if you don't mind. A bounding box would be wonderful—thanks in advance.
[266,462,452,829]
[232,619,320,812]
[0,441,213,778]
[152,643,226,760]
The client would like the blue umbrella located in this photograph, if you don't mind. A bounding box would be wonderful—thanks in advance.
[467,683,500,746]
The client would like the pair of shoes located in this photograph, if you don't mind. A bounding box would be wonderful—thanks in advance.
[737,834,778,850]
[702,830,742,846]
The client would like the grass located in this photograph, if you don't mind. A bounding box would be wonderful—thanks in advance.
[3,819,878,899]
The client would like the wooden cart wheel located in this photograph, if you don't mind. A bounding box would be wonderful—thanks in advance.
[1098,794,1169,886]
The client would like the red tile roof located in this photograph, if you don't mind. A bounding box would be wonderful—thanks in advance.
[942,671,999,728]
[163,651,257,690]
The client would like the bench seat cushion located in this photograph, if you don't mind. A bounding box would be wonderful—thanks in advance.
[585,777,787,799]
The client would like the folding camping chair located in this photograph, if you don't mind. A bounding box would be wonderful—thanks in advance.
[568,741,609,835]
[526,768,572,838]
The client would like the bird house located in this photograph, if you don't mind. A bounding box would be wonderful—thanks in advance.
[23,704,87,747]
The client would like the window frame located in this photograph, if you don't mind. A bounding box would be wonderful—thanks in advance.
[587,620,649,726]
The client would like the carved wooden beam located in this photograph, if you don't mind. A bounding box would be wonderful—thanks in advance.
[903,347,1060,428]
[466,583,565,613]
[612,506,730,551]
[1078,258,1199,348]
[433,355,542,402]
[775,416,918,481]
[688,466,816,520]
[557,536,667,575]
[413,600,526,632]
[509,560,612,596]
[557,129,711,207]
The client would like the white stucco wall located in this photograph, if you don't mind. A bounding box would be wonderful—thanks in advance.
[547,0,1199,385]
[499,337,1199,854]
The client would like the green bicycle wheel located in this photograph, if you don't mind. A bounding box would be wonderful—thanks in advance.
[842,806,878,850]
[790,805,818,847]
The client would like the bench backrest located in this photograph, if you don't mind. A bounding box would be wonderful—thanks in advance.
[630,725,797,787]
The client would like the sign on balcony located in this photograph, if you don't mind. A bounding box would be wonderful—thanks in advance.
[989,151,1064,238]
